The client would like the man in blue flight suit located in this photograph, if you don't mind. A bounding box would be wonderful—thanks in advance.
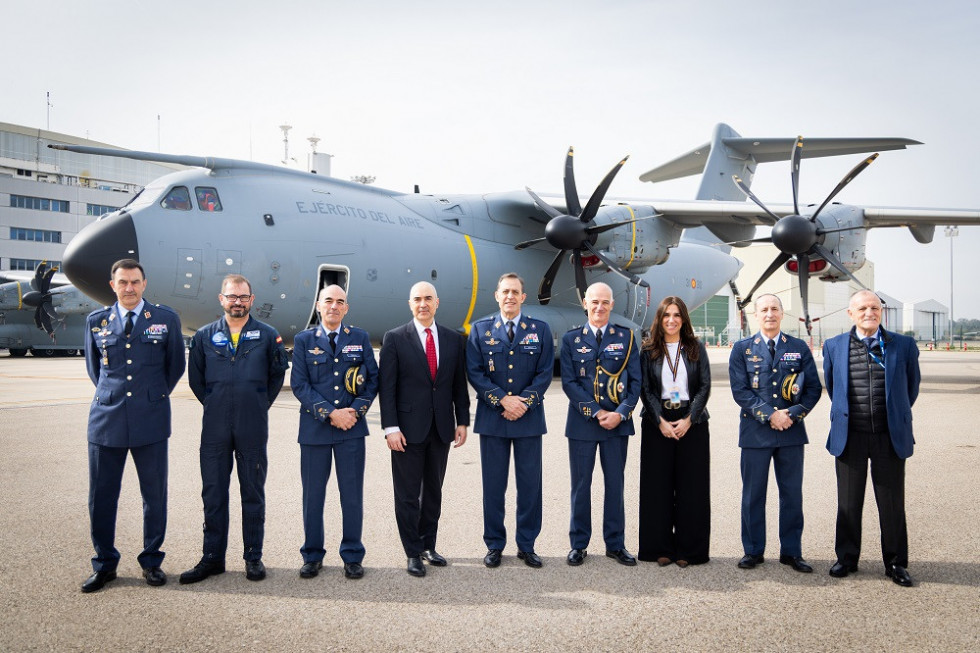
[291,284,379,580]
[81,259,185,593]
[729,293,822,573]
[467,273,554,569]
[561,282,641,567]
[180,274,289,584]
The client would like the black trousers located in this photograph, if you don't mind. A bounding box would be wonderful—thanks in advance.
[637,410,711,564]
[835,428,908,568]
[391,424,450,557]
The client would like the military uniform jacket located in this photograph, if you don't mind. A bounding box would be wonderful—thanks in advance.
[560,323,641,441]
[84,302,186,448]
[188,315,289,437]
[291,324,379,443]
[729,332,822,449]
[466,314,554,437]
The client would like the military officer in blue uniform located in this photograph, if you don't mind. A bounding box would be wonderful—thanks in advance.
[729,293,822,573]
[81,259,186,593]
[560,282,641,568]
[466,273,554,569]
[180,274,289,585]
[291,284,379,580]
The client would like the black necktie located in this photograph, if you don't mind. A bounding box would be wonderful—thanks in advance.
[125,311,135,337]
[328,331,337,354]
[768,338,776,363]
[596,328,603,348]
[506,321,515,343]
[863,336,876,351]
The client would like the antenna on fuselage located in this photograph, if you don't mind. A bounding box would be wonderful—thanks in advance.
[279,124,292,165]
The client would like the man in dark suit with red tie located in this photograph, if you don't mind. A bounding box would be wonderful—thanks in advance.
[379,281,470,577]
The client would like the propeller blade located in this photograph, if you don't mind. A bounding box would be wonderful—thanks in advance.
[580,156,629,224]
[812,243,869,289]
[810,153,879,222]
[39,265,56,294]
[525,187,562,219]
[583,242,650,288]
[572,250,588,303]
[790,136,804,216]
[35,306,55,335]
[797,252,813,335]
[538,249,567,305]
[514,236,548,251]
[43,301,59,321]
[584,215,656,237]
[30,264,45,292]
[720,236,775,247]
[563,147,582,217]
[736,251,791,309]
[732,175,782,224]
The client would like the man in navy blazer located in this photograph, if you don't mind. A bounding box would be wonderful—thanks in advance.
[729,294,821,574]
[823,290,920,587]
[291,284,378,580]
[560,282,641,568]
[467,273,553,568]
[81,259,186,593]
[380,281,470,577]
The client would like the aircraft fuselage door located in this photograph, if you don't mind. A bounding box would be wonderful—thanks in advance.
[305,264,350,329]
[175,249,203,298]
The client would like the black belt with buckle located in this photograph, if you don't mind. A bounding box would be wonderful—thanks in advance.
[663,400,690,409]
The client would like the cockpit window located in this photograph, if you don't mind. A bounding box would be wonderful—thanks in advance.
[196,187,223,212]
[160,186,192,210]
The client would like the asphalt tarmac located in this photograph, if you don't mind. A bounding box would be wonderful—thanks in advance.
[1,348,977,652]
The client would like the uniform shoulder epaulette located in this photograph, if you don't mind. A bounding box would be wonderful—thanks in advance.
[567,324,584,333]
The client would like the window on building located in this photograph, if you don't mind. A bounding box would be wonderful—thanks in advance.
[9,194,70,213]
[10,258,61,271]
[10,227,63,243]
[160,186,192,210]
[86,203,120,216]
[195,187,223,212]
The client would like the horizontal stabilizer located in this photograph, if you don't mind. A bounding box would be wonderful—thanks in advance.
[640,136,921,184]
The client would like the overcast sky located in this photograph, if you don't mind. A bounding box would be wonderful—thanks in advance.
[5,0,979,317]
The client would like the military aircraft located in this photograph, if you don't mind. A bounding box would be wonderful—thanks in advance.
[0,263,99,356]
[50,123,979,346]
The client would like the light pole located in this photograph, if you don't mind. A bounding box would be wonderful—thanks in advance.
[945,226,958,349]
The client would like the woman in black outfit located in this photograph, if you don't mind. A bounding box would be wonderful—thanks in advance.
[638,296,711,567]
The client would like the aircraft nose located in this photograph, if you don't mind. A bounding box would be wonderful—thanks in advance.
[63,212,139,306]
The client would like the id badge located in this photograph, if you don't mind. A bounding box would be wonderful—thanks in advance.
[580,366,587,378]
[752,374,759,389]
[669,387,681,405]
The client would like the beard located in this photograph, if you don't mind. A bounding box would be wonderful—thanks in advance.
[225,306,248,318]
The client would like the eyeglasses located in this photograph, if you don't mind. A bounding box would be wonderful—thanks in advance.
[222,294,252,303]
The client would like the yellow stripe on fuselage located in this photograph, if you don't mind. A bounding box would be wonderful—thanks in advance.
[624,205,636,269]
[462,234,479,335]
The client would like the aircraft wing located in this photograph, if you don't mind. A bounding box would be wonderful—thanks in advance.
[0,270,71,286]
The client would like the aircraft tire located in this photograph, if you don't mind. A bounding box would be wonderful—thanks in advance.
[31,347,58,357]
[8,348,28,358]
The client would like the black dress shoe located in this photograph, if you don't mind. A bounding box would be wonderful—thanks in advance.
[179,559,226,584]
[886,564,913,587]
[407,556,426,577]
[606,549,637,566]
[517,550,543,568]
[829,561,858,578]
[81,570,117,593]
[142,566,167,586]
[344,562,364,579]
[738,554,765,569]
[567,549,587,566]
[779,555,813,573]
[421,549,447,566]
[299,561,322,579]
[245,560,266,581]
[484,549,502,568]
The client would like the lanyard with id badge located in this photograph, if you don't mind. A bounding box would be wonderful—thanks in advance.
[664,343,683,409]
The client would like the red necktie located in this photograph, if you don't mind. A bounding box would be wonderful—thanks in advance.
[425,327,437,380]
